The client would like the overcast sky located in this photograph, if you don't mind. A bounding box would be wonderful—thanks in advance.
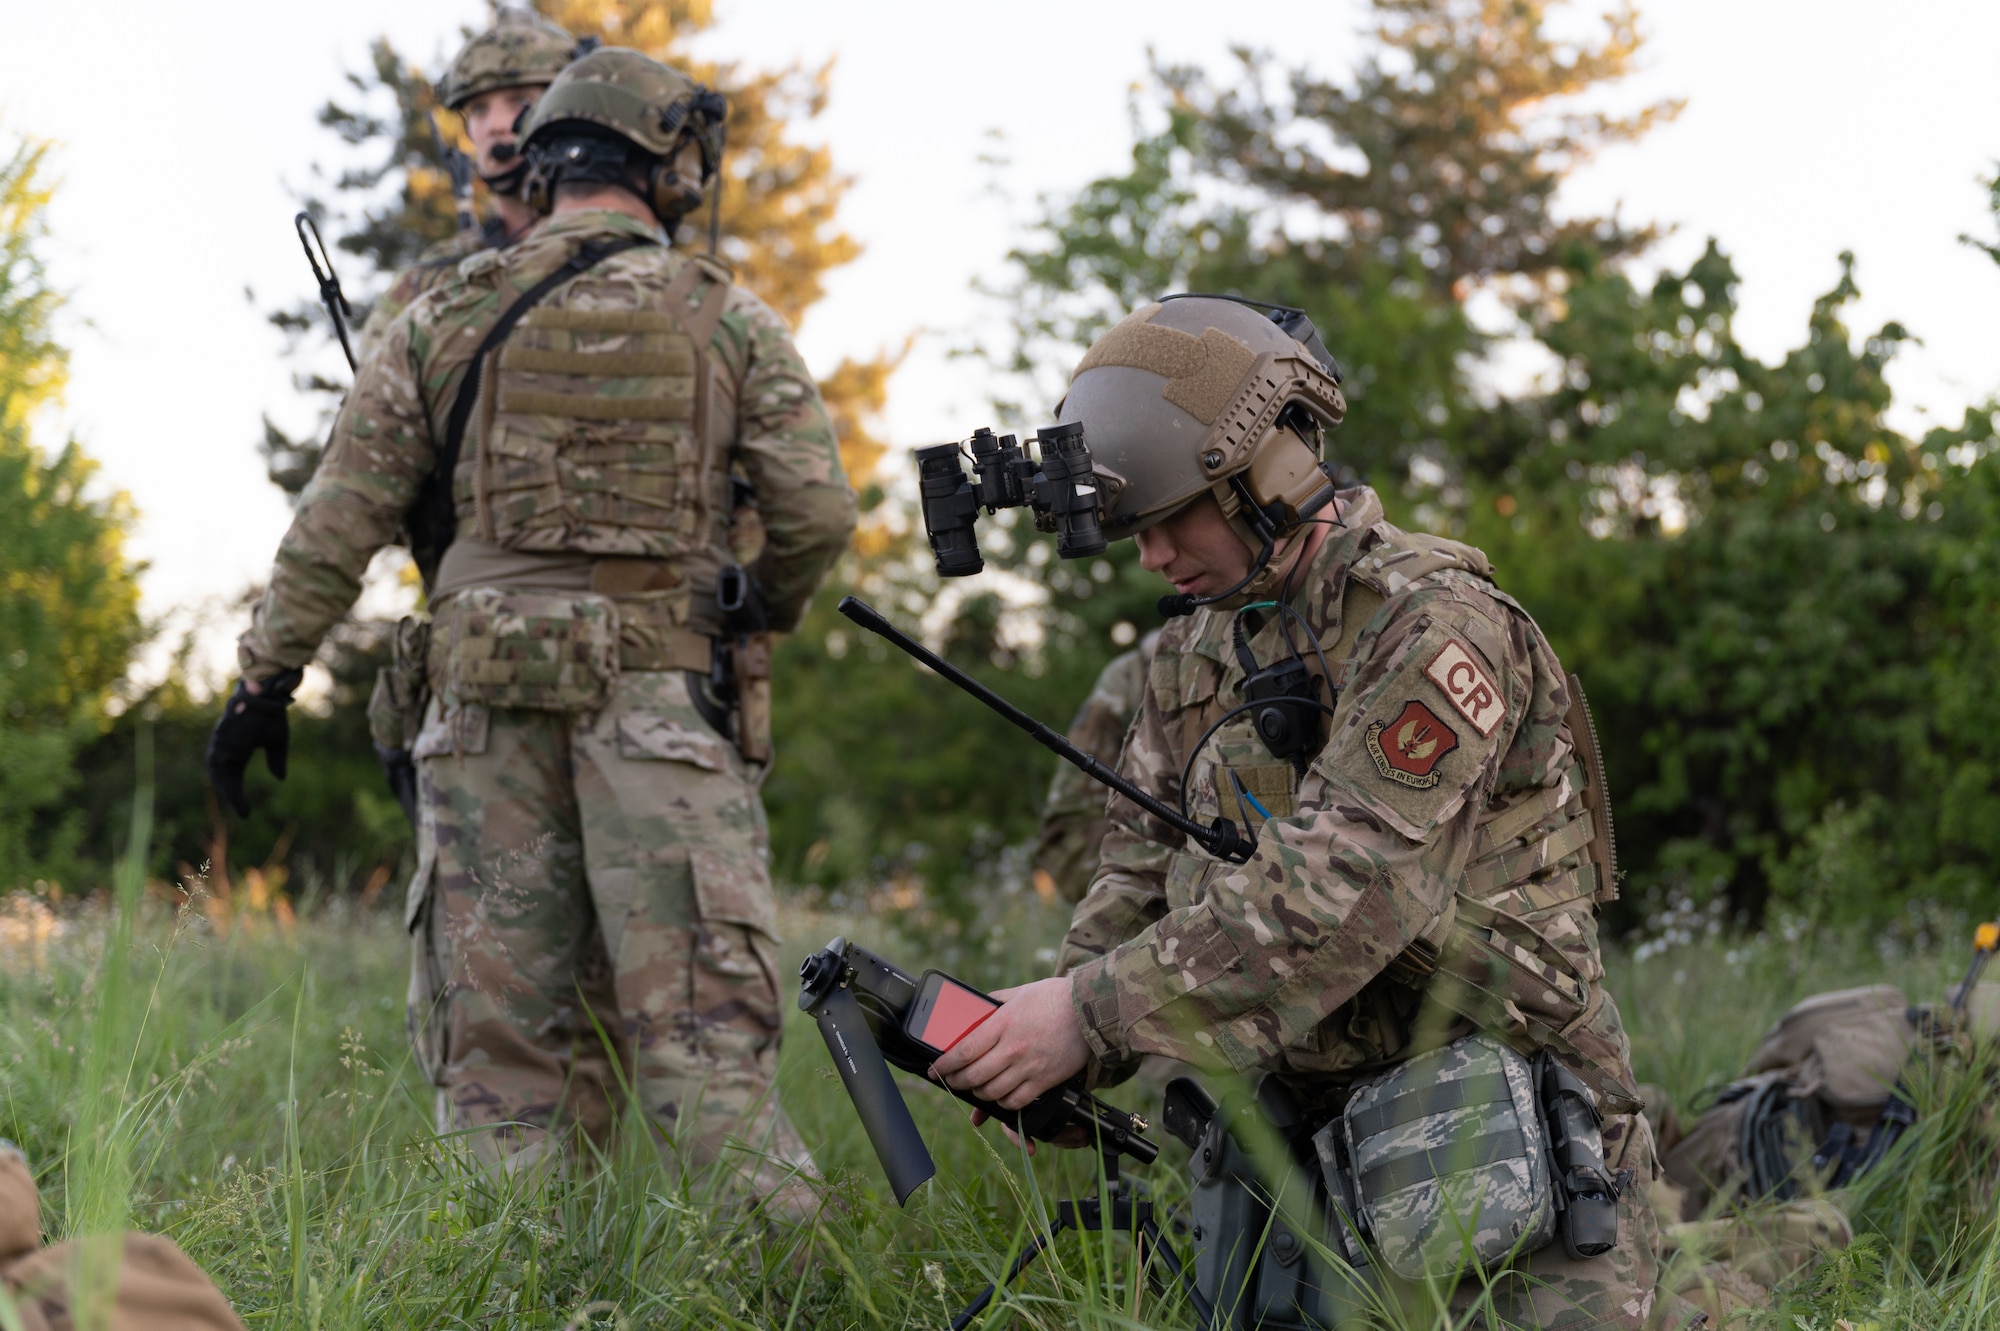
[2,0,1996,683]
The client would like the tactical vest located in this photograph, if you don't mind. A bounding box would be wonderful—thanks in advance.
[456,252,738,573]
[1162,524,1635,1112]
[425,245,770,746]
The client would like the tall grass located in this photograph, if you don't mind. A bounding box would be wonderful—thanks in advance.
[3,864,1998,1328]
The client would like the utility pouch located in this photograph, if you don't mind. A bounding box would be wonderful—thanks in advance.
[367,614,433,750]
[1329,1033,1557,1282]
[432,586,620,711]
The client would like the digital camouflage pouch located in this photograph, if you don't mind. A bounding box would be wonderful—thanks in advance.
[432,586,620,711]
[1322,1032,1557,1281]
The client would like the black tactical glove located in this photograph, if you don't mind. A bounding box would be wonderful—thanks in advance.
[376,743,419,828]
[205,667,304,817]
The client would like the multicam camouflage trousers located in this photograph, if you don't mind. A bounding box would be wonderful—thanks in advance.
[402,669,815,1203]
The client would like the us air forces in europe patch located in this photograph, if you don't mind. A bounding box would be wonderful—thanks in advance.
[1366,701,1459,789]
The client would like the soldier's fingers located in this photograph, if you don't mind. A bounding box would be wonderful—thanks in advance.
[931,1011,1006,1077]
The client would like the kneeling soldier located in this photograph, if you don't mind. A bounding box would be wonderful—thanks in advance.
[212,49,855,1209]
[934,297,1701,1327]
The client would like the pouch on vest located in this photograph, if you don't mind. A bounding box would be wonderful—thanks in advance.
[431,586,620,711]
[1326,1032,1557,1282]
[367,614,432,750]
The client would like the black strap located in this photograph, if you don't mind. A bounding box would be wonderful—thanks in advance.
[1346,1072,1514,1144]
[408,235,651,584]
[1358,1126,1527,1198]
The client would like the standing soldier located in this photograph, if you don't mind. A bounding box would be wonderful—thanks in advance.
[936,297,1702,1326]
[1031,630,1159,904]
[207,50,857,1212]
[356,9,585,356]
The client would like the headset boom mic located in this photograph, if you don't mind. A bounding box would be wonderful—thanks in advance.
[810,986,936,1204]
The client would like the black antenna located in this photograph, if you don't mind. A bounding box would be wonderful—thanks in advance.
[293,211,356,372]
[837,597,1253,862]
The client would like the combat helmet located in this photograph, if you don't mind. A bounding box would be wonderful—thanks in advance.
[1060,295,1348,563]
[439,9,579,111]
[518,47,727,229]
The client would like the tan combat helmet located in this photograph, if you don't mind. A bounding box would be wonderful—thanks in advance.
[439,9,579,111]
[517,48,727,228]
[1058,296,1348,555]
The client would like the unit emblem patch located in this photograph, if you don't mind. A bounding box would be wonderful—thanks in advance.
[1365,700,1460,789]
[1424,638,1507,736]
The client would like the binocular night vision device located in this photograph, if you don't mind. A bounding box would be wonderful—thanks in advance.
[916,423,1107,579]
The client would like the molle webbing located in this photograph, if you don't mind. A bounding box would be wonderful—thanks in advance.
[1358,1127,1527,1199]
[1344,1070,1514,1142]
[408,236,650,588]
[475,250,735,559]
[497,308,696,420]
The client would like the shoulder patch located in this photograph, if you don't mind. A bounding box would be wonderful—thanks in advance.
[1365,700,1459,788]
[1424,637,1506,736]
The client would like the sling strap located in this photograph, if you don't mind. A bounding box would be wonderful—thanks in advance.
[407,235,652,585]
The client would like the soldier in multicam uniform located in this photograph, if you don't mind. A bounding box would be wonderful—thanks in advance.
[355,10,583,358]
[935,297,1703,1327]
[1032,630,1160,904]
[207,50,856,1210]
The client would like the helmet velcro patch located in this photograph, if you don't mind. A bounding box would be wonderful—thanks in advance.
[1072,318,1257,426]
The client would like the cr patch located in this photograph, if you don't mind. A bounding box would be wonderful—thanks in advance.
[1423,637,1506,736]
[1365,700,1459,789]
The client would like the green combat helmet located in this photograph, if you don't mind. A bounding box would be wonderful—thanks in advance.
[439,9,579,111]
[518,47,727,232]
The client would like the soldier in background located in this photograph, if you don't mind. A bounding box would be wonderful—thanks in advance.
[1031,629,1160,904]
[356,10,584,356]
[207,50,855,1213]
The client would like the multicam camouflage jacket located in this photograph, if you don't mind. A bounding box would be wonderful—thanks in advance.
[1057,486,1640,1114]
[354,218,514,362]
[239,208,855,680]
[1033,631,1161,904]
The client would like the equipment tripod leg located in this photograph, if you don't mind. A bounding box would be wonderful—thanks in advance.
[950,1213,1071,1330]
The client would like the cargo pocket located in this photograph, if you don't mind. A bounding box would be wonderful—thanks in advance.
[688,846,782,1047]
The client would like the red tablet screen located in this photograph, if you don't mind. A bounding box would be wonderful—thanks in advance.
[922,980,999,1052]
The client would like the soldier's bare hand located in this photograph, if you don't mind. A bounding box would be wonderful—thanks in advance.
[930,976,1089,1111]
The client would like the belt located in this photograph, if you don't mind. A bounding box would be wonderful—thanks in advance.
[624,626,715,674]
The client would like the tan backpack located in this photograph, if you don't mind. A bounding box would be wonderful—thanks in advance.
[1659,984,1921,1220]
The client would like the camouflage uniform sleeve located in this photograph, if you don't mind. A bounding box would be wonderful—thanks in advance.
[236,314,438,680]
[1066,586,1528,1073]
[722,288,856,633]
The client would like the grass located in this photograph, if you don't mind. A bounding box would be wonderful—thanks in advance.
[3,863,2000,1328]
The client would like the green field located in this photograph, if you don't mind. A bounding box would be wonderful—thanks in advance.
[4,871,1999,1330]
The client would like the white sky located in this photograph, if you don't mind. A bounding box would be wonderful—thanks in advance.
[2,0,1996,683]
